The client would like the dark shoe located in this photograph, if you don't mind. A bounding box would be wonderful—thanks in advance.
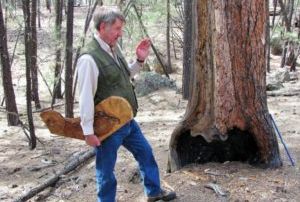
[147,189,177,202]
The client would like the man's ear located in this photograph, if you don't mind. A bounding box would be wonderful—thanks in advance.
[99,22,105,32]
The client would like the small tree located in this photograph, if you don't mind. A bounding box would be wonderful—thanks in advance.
[22,0,37,149]
[0,0,19,126]
[166,0,172,74]
[31,0,41,109]
[65,0,74,118]
[52,0,64,105]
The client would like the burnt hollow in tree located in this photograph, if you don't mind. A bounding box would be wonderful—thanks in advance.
[177,129,260,167]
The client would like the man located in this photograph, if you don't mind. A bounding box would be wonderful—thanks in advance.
[77,6,176,202]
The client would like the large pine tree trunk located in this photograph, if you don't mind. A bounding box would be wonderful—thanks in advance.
[0,0,19,126]
[65,0,74,118]
[168,0,282,172]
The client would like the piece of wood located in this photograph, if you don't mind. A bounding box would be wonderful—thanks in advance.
[14,149,95,202]
[40,96,133,141]
[204,183,227,197]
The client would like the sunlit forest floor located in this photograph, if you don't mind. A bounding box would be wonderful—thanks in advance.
[1,6,300,202]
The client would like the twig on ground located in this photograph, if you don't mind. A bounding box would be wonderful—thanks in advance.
[13,149,95,202]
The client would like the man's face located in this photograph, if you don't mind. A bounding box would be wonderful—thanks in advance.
[99,18,124,47]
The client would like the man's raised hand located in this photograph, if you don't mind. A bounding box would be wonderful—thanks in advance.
[136,38,151,62]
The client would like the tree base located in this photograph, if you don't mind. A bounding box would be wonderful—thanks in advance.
[177,129,260,166]
[168,127,282,172]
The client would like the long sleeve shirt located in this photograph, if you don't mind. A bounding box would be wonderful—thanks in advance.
[77,34,142,136]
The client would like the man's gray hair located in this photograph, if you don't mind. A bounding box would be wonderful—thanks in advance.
[93,6,125,30]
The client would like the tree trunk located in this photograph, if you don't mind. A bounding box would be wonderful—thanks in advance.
[266,0,271,73]
[31,0,41,109]
[0,0,19,126]
[46,0,51,13]
[271,0,278,28]
[182,0,195,100]
[22,0,36,149]
[37,0,41,28]
[278,0,294,67]
[52,0,63,105]
[166,0,172,74]
[168,0,282,172]
[65,0,74,118]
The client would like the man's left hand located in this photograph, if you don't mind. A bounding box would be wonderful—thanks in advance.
[136,38,151,62]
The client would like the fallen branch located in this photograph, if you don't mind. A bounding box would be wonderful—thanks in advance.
[162,179,175,191]
[14,149,95,202]
[204,183,227,197]
[267,91,300,97]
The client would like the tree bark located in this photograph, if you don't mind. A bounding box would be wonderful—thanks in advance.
[31,0,41,109]
[52,0,63,105]
[266,0,271,73]
[0,0,19,126]
[65,0,74,118]
[182,0,195,100]
[166,0,172,74]
[168,0,282,172]
[37,0,41,28]
[22,0,36,149]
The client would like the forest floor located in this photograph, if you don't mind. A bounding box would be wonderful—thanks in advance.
[1,6,300,202]
[1,57,300,202]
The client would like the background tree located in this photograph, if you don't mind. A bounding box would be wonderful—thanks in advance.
[31,0,41,109]
[22,0,37,149]
[46,0,51,13]
[278,0,294,68]
[166,0,172,74]
[65,0,74,118]
[0,0,19,126]
[52,0,64,106]
[168,0,282,172]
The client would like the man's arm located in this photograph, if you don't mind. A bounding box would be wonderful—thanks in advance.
[128,61,143,78]
[77,54,101,147]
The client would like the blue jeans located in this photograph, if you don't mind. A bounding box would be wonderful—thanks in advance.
[95,119,161,202]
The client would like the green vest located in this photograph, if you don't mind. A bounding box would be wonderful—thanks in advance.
[80,38,138,116]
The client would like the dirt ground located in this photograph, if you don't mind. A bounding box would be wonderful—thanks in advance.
[1,67,300,202]
[1,5,300,202]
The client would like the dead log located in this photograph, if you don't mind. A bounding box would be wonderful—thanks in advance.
[14,149,95,202]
